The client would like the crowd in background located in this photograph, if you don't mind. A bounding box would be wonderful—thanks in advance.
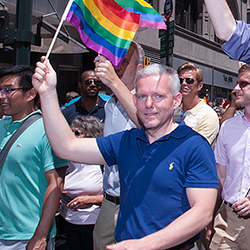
[1,0,250,250]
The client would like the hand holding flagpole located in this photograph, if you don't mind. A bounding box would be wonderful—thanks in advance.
[45,0,74,61]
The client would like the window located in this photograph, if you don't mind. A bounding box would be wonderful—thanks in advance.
[175,0,203,35]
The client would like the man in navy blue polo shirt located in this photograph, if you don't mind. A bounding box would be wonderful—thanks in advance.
[33,60,218,250]
[62,69,106,125]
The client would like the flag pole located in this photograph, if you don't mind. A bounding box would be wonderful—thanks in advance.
[45,0,74,60]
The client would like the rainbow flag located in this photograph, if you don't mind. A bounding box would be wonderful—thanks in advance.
[115,0,166,29]
[66,0,140,67]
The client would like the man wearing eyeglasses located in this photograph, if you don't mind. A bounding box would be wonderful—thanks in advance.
[0,65,68,250]
[203,64,250,250]
[62,70,106,125]
[174,62,219,146]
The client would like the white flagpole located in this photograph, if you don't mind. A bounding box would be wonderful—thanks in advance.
[45,0,74,60]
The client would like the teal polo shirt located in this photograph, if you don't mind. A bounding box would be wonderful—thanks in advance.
[0,110,68,240]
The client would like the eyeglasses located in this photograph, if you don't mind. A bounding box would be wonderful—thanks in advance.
[237,81,250,89]
[72,130,84,136]
[179,78,195,84]
[84,79,101,86]
[0,87,29,97]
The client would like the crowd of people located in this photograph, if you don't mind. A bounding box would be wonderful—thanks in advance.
[1,0,250,249]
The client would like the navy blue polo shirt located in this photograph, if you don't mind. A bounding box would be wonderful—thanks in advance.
[62,97,106,125]
[96,121,218,242]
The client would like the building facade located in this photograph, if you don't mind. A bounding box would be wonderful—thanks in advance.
[0,0,247,103]
[138,0,247,102]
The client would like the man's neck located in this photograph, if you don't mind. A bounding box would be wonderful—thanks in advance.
[145,121,178,144]
[80,95,99,112]
[182,96,200,113]
[12,107,36,122]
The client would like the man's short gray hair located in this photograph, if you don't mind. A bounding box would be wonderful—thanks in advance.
[134,64,180,96]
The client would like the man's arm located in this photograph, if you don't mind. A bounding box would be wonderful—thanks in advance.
[220,90,237,126]
[26,167,67,250]
[94,55,142,128]
[32,57,106,165]
[106,188,217,250]
[204,0,236,41]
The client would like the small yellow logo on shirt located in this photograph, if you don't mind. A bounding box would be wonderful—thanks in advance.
[169,162,174,170]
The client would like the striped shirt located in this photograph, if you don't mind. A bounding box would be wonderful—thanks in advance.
[174,99,219,145]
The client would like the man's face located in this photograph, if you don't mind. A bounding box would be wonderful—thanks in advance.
[179,69,203,98]
[133,74,181,134]
[0,76,31,120]
[79,70,101,98]
[114,45,139,90]
[234,71,250,108]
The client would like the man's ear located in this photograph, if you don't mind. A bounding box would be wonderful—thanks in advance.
[173,92,182,110]
[78,81,82,89]
[197,81,203,91]
[133,93,137,107]
[136,63,143,73]
[26,88,37,102]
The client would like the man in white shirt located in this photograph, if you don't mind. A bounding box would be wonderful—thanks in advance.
[208,64,250,250]
[92,41,144,249]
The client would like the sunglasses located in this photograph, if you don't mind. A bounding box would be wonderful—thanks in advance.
[237,81,250,89]
[179,78,195,84]
[84,79,101,86]
[72,130,84,136]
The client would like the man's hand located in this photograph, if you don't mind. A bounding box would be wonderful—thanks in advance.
[232,197,250,217]
[67,195,102,209]
[205,221,215,248]
[26,236,47,250]
[32,56,57,96]
[94,55,121,89]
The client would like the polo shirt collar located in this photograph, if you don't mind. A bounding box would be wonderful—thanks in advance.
[182,99,204,116]
[2,110,41,130]
[136,120,190,143]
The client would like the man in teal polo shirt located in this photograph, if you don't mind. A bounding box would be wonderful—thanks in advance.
[0,65,67,250]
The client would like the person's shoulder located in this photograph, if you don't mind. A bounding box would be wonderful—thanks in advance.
[176,121,209,143]
[62,102,77,112]
[62,102,77,120]
[221,113,241,128]
[99,93,110,102]
[175,121,199,136]
[196,100,218,119]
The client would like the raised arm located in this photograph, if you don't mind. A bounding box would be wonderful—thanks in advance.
[94,55,142,128]
[106,188,217,250]
[32,57,105,165]
[204,0,236,41]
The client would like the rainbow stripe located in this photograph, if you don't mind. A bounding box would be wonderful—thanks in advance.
[66,0,140,67]
[115,0,166,29]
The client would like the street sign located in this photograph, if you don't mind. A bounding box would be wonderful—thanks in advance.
[164,0,173,22]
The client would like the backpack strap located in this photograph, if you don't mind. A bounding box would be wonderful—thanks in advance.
[0,113,42,168]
